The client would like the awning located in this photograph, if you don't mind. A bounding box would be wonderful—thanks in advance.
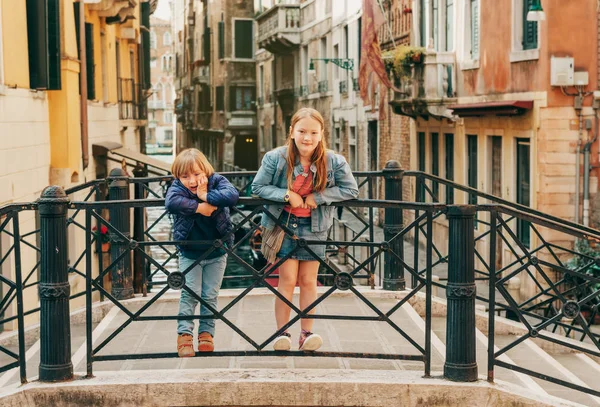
[92,142,171,175]
[448,101,533,117]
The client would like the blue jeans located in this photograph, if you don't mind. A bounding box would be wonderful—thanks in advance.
[177,254,227,336]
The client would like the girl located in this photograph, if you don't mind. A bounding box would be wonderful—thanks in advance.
[165,148,239,357]
[252,108,359,351]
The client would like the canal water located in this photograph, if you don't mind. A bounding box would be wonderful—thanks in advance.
[146,154,259,290]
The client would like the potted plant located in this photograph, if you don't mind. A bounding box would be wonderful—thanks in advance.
[383,45,426,87]
[93,224,111,252]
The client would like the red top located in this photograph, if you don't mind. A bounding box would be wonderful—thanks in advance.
[284,165,313,217]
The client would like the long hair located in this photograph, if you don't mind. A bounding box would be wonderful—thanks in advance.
[285,107,328,192]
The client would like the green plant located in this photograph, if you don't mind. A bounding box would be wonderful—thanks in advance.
[565,239,600,306]
[383,45,426,80]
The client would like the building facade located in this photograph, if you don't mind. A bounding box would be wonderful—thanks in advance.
[390,0,599,297]
[173,0,258,171]
[0,0,155,329]
[148,16,175,152]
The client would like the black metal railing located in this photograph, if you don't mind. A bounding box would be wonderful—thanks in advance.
[2,164,600,402]
[118,78,148,121]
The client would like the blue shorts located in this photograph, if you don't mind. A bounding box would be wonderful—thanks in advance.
[277,214,328,261]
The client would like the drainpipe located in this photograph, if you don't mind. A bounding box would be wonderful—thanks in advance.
[584,109,599,227]
[79,0,89,170]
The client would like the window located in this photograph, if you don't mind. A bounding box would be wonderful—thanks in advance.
[419,0,426,47]
[417,132,426,202]
[511,0,539,60]
[516,138,531,247]
[444,133,454,204]
[150,30,157,49]
[216,86,224,111]
[230,86,255,111]
[301,45,308,87]
[27,0,62,90]
[163,32,172,46]
[431,133,439,200]
[445,0,454,51]
[349,126,357,171]
[333,45,339,80]
[320,37,327,81]
[259,65,264,98]
[233,19,253,59]
[334,127,341,153]
[432,0,439,50]
[488,136,502,198]
[522,0,537,50]
[469,0,479,59]
[218,21,225,59]
[164,111,173,123]
[164,129,173,141]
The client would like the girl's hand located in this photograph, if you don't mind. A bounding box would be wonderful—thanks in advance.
[197,202,217,216]
[288,191,306,209]
[196,174,208,201]
[304,194,318,209]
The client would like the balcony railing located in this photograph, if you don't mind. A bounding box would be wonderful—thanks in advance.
[148,100,166,110]
[318,80,328,93]
[118,78,148,120]
[339,80,348,95]
[256,2,300,54]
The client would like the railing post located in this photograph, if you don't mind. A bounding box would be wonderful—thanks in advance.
[444,205,478,382]
[132,164,148,296]
[383,160,405,291]
[38,186,73,382]
[108,168,134,300]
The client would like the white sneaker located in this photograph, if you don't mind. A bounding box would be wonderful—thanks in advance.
[299,332,322,351]
[273,333,292,351]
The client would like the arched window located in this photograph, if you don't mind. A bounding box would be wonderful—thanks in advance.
[163,32,172,46]
[150,30,157,49]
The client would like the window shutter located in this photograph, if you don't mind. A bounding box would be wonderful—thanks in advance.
[218,21,224,59]
[203,27,211,61]
[234,20,253,59]
[216,86,224,111]
[470,0,479,58]
[522,0,538,50]
[26,0,62,90]
[230,86,236,111]
[85,23,96,100]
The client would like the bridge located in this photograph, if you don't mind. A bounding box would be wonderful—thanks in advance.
[0,162,599,406]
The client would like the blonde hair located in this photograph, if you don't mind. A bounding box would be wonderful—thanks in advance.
[171,148,215,178]
[286,107,328,192]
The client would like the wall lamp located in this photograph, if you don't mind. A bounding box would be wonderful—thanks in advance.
[526,0,545,21]
[308,58,354,75]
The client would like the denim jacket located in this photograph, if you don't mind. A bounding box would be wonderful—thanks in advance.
[251,146,359,232]
[165,174,239,249]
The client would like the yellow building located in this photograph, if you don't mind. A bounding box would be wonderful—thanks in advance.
[0,0,156,330]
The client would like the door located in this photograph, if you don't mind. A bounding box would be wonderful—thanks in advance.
[516,138,531,247]
[367,121,378,171]
[234,134,258,170]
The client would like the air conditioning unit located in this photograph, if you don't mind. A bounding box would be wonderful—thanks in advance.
[551,56,574,86]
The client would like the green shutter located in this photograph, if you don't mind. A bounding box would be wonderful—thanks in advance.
[470,0,479,58]
[522,0,538,50]
[26,0,61,90]
[141,2,151,90]
[218,21,225,59]
[216,86,224,110]
[85,23,95,100]
[234,20,253,59]
[203,27,211,61]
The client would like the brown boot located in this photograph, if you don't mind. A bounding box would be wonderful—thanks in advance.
[198,332,214,352]
[177,334,195,357]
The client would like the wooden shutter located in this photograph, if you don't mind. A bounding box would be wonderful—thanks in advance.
[522,0,538,50]
[470,0,479,58]
[218,21,225,59]
[26,0,61,90]
[234,20,253,59]
[85,23,96,100]
[216,86,224,111]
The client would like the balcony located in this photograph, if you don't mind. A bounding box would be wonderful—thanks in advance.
[339,80,348,95]
[90,0,137,25]
[192,64,209,85]
[318,80,328,93]
[148,100,165,110]
[390,51,456,119]
[256,2,300,55]
[118,78,148,121]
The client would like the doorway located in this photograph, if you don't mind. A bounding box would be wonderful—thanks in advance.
[234,134,258,170]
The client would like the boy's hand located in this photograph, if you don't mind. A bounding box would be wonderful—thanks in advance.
[288,191,306,209]
[304,194,318,209]
[196,174,208,201]
[196,202,217,216]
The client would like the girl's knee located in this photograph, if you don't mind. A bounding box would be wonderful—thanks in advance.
[298,274,317,288]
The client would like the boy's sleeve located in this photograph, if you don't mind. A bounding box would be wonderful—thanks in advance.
[206,174,240,207]
[165,186,199,215]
